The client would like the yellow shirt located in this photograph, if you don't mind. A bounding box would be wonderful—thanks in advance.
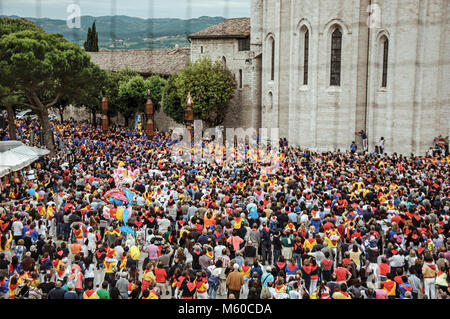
[303,238,317,251]
[332,291,352,299]
[142,270,156,283]
[143,289,158,299]
[179,229,190,239]
[350,250,362,267]
[324,236,339,249]
[103,259,117,274]
[0,235,12,252]
[83,291,100,299]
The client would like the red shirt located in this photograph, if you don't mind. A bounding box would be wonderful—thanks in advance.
[334,267,350,282]
[154,268,167,283]
[337,224,346,238]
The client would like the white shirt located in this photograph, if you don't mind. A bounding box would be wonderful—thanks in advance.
[300,214,309,224]
[208,265,222,278]
[289,290,301,299]
[12,220,23,236]
[214,245,225,261]
[184,248,193,264]
[85,264,95,278]
[38,224,47,236]
[87,233,97,251]
[157,218,171,233]
[389,254,405,268]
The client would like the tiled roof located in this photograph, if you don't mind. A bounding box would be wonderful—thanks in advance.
[188,18,250,39]
[87,48,190,76]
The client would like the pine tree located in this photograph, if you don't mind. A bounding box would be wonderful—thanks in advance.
[83,21,99,52]
[92,21,99,52]
[84,27,92,51]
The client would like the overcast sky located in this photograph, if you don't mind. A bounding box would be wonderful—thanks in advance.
[0,0,250,19]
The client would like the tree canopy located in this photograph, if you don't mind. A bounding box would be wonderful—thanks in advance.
[84,21,99,52]
[0,17,103,153]
[102,70,166,127]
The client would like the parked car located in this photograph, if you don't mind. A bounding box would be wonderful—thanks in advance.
[16,109,33,119]
[48,114,58,122]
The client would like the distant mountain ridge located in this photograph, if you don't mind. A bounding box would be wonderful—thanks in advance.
[0,15,227,49]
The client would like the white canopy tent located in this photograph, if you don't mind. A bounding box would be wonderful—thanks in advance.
[0,167,9,178]
[0,141,50,178]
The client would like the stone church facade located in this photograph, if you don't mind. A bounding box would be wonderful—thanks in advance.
[252,0,449,155]
[191,0,449,155]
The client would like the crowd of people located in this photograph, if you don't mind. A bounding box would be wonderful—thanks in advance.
[0,118,449,300]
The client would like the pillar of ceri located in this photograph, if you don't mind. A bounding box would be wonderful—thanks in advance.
[101,88,109,133]
[185,91,194,143]
[145,89,154,139]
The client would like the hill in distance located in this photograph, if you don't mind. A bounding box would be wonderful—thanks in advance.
[1,15,227,49]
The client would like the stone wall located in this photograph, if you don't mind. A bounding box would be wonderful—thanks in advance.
[48,104,181,133]
[367,0,450,155]
[190,38,258,130]
[153,108,183,132]
[259,0,449,155]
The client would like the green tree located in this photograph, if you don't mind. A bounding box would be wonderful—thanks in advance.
[161,74,184,124]
[103,68,139,125]
[92,21,99,52]
[162,56,236,127]
[145,75,167,110]
[83,21,99,52]
[84,26,92,51]
[0,86,25,140]
[0,19,98,154]
[71,64,107,125]
[0,17,41,36]
[111,73,166,127]
[0,18,42,140]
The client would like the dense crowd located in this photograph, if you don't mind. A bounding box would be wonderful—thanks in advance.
[0,119,449,300]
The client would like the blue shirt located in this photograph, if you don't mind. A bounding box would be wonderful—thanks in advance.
[288,212,298,223]
[64,291,79,299]
[261,272,274,288]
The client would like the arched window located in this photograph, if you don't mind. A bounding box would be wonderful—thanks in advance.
[381,36,389,88]
[269,36,275,81]
[268,92,273,110]
[303,29,309,85]
[330,28,342,86]
[221,56,227,69]
[239,69,243,89]
[299,26,310,86]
